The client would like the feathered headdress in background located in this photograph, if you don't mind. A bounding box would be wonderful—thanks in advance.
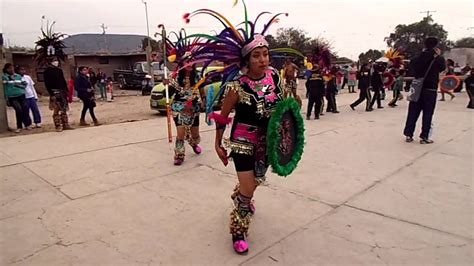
[35,21,67,67]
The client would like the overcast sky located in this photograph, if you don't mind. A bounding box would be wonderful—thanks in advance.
[1,0,472,59]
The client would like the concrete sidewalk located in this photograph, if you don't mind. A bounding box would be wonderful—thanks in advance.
[0,92,472,265]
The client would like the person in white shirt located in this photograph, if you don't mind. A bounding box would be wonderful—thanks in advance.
[18,66,42,128]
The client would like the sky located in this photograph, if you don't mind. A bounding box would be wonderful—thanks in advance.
[1,0,473,60]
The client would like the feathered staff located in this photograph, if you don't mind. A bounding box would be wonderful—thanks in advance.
[35,21,67,67]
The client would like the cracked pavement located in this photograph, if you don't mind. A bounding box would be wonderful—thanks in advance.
[1,92,473,265]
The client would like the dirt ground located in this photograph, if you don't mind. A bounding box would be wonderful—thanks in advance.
[3,89,162,138]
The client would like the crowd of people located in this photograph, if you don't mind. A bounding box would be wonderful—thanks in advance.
[1,61,117,133]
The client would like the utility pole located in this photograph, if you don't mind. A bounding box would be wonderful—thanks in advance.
[420,10,436,18]
[100,23,109,52]
[141,0,153,76]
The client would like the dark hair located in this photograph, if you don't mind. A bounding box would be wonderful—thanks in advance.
[446,59,455,66]
[399,69,406,75]
[359,63,368,71]
[3,63,13,74]
[177,66,197,87]
[424,37,438,49]
[78,66,88,72]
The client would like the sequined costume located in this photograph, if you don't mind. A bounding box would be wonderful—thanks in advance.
[169,74,202,162]
[223,68,283,183]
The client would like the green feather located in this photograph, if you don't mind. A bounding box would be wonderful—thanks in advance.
[270,48,305,58]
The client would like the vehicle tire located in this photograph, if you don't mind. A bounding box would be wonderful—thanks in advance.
[118,77,126,89]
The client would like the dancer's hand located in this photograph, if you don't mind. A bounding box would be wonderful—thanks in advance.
[215,144,228,166]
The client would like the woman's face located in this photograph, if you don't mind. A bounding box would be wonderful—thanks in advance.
[247,47,269,75]
[6,65,14,74]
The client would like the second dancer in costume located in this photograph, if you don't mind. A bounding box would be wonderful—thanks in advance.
[162,30,205,166]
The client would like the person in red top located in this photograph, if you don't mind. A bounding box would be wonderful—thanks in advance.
[67,76,75,103]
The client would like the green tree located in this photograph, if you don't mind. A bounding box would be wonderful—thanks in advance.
[141,37,162,52]
[454,37,474,48]
[385,16,453,58]
[358,49,384,64]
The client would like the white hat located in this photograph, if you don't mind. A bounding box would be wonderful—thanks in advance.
[145,75,152,79]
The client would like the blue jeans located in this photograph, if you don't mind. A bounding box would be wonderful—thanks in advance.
[26,97,42,124]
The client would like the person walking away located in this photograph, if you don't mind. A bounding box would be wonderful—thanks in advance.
[388,69,405,107]
[18,66,42,127]
[2,63,32,133]
[347,64,357,93]
[403,37,446,144]
[96,68,107,100]
[350,63,373,111]
[75,66,101,126]
[464,68,474,109]
[306,64,326,120]
[369,63,384,109]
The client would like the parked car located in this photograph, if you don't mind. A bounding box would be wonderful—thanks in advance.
[113,61,169,89]
[150,66,223,114]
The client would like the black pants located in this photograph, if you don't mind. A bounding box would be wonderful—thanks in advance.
[370,88,382,108]
[351,88,371,110]
[403,90,437,139]
[467,86,474,109]
[80,98,97,121]
[8,95,31,129]
[307,93,324,118]
[326,90,337,112]
[341,78,348,90]
[389,90,401,106]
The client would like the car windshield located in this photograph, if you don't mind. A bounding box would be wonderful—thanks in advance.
[143,63,166,72]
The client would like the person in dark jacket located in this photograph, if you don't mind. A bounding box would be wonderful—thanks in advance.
[75,66,100,126]
[350,63,373,111]
[305,65,326,120]
[403,37,446,144]
[464,68,474,109]
[369,62,385,109]
[325,67,339,113]
[43,59,72,131]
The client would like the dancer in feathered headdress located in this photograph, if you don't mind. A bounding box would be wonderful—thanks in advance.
[384,48,405,68]
[182,0,305,255]
[35,21,72,131]
[157,27,206,166]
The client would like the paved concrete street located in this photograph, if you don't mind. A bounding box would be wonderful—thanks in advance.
[1,92,472,265]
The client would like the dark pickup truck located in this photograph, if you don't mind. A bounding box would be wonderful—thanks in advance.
[113,61,169,89]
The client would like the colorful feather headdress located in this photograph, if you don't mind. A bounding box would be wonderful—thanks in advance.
[385,48,405,68]
[310,43,333,71]
[35,21,67,67]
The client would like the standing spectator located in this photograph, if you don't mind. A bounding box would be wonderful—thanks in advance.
[76,66,101,126]
[88,67,97,95]
[347,63,357,93]
[17,66,42,128]
[2,63,32,133]
[96,68,107,100]
[403,37,446,144]
[67,74,75,103]
[106,77,114,102]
